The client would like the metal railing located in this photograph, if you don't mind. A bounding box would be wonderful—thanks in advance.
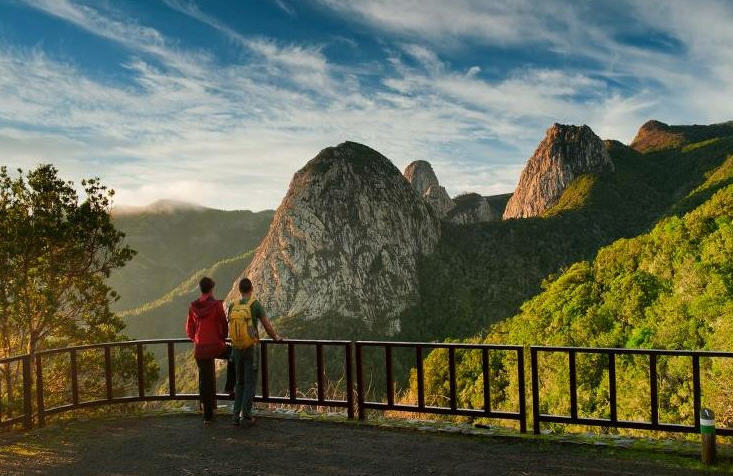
[0,354,33,430]
[32,338,355,425]
[530,346,733,436]
[3,340,732,439]
[356,341,526,432]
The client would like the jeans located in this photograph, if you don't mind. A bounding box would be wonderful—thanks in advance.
[232,346,258,419]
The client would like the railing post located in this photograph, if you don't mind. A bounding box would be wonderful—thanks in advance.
[531,347,540,435]
[104,346,113,401]
[448,347,457,411]
[517,347,527,433]
[416,345,425,410]
[22,356,32,430]
[569,350,577,420]
[167,342,176,398]
[482,348,490,415]
[608,353,617,422]
[260,341,269,399]
[70,349,79,406]
[355,342,365,420]
[288,343,296,402]
[693,355,701,432]
[650,353,658,426]
[136,343,145,399]
[385,345,394,407]
[345,343,354,420]
[316,344,325,403]
[35,355,45,427]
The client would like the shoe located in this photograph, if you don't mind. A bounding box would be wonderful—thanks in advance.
[204,419,212,425]
[232,416,240,426]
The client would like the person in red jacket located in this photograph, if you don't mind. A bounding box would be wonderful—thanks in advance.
[186,276,228,423]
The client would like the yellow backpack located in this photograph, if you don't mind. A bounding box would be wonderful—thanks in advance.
[228,298,259,349]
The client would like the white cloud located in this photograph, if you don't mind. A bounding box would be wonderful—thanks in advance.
[3,0,731,211]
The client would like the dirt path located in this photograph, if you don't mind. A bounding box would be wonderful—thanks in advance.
[0,413,719,475]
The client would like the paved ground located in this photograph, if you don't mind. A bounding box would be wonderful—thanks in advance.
[0,413,723,475]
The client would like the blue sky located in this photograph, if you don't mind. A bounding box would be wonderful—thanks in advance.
[1,0,732,210]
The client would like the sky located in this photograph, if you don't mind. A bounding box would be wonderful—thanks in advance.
[1,0,732,211]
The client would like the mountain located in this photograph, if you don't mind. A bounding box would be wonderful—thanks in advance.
[420,151,733,428]
[110,204,274,312]
[403,160,455,217]
[446,193,499,224]
[403,160,500,224]
[228,141,441,336]
[397,121,733,341]
[503,124,613,219]
[630,119,733,153]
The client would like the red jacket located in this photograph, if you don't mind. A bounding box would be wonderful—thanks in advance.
[186,294,228,359]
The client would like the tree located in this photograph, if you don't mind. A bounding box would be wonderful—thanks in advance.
[0,164,135,360]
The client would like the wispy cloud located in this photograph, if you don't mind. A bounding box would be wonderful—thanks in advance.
[1,0,731,211]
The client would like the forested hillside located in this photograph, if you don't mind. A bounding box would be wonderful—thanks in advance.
[419,137,733,428]
[398,131,733,343]
[110,201,273,311]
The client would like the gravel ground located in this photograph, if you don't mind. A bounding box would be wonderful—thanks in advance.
[0,413,720,475]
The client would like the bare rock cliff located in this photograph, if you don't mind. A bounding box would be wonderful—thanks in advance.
[229,142,441,333]
[446,193,497,224]
[503,124,613,219]
[404,160,455,217]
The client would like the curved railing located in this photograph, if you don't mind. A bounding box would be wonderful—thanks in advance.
[1,338,527,431]
[5,340,731,437]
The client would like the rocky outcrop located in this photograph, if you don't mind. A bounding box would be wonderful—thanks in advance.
[446,193,497,224]
[630,120,733,153]
[229,142,441,333]
[503,124,613,219]
[404,160,455,217]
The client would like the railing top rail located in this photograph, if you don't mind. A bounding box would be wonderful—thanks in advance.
[0,354,29,364]
[531,345,733,358]
[357,340,523,350]
[34,337,353,357]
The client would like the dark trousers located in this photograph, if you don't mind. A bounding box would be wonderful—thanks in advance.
[232,347,258,419]
[196,346,235,421]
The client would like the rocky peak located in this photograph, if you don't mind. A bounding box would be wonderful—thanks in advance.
[446,193,497,225]
[503,123,613,219]
[229,141,441,334]
[630,119,733,153]
[404,160,455,217]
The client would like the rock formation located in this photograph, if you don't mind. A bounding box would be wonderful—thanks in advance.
[403,160,455,217]
[229,142,441,334]
[503,124,613,219]
[446,193,497,224]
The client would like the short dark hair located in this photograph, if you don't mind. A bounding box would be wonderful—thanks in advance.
[239,278,253,294]
[199,277,215,294]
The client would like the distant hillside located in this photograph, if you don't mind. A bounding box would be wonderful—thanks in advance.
[110,204,273,311]
[123,249,256,341]
[421,151,733,427]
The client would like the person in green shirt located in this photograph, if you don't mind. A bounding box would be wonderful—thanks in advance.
[227,278,282,425]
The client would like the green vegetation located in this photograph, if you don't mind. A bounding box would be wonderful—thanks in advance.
[0,165,157,415]
[399,135,733,343]
[110,206,273,310]
[419,142,733,430]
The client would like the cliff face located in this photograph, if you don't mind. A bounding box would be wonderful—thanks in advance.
[503,124,613,219]
[403,160,455,217]
[446,193,497,224]
[229,142,441,333]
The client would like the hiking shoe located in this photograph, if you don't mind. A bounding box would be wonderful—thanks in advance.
[204,419,212,425]
[232,416,240,426]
